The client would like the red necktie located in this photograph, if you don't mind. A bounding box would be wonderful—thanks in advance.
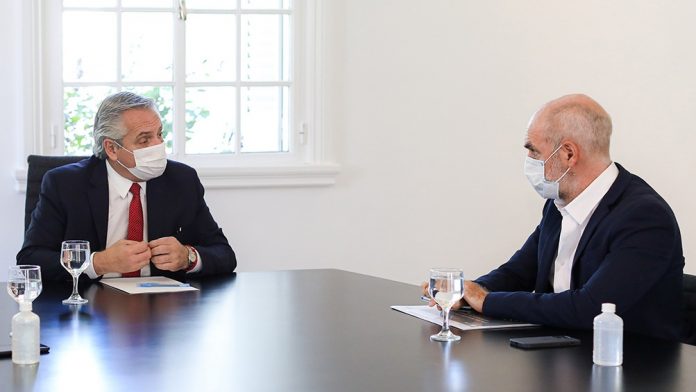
[122,183,143,277]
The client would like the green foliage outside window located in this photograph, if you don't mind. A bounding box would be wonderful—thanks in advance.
[64,87,209,155]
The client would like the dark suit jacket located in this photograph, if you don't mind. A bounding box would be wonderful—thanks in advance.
[476,163,685,341]
[17,156,236,282]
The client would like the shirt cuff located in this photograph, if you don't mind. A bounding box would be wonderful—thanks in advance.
[85,251,149,279]
[85,252,100,279]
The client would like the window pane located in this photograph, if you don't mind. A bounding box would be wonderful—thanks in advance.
[283,12,290,81]
[186,15,236,82]
[240,86,288,153]
[185,87,236,154]
[124,86,175,154]
[241,0,290,10]
[122,12,173,82]
[63,0,116,7]
[121,0,173,7]
[186,0,237,10]
[241,15,289,81]
[63,12,117,82]
[64,86,116,156]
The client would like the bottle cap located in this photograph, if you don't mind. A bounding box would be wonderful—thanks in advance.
[601,303,615,313]
[19,301,32,312]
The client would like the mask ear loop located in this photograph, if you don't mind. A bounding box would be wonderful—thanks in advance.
[543,144,570,183]
[543,144,564,164]
[110,139,134,155]
[555,166,571,184]
[108,139,135,171]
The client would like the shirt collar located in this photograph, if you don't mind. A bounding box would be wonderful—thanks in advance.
[554,163,619,226]
[105,159,147,199]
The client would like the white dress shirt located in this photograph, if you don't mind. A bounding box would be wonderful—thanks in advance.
[86,160,201,279]
[551,163,619,292]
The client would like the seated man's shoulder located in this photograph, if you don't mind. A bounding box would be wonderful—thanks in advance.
[43,156,96,183]
[626,174,668,202]
[620,170,676,218]
[164,159,200,180]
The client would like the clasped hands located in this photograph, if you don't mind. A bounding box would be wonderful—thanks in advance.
[93,237,189,276]
[420,280,489,313]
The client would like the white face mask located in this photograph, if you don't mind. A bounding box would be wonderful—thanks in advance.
[523,144,570,200]
[112,141,167,181]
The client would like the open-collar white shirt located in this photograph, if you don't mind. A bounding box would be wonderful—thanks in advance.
[550,163,619,292]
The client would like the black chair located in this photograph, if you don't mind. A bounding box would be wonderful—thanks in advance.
[25,155,89,232]
[683,273,696,345]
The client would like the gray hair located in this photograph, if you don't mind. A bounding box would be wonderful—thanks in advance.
[92,92,158,159]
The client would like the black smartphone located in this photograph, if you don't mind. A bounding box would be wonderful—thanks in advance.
[509,335,581,349]
[0,344,50,358]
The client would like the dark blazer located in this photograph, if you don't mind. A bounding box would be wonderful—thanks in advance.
[476,163,685,341]
[17,156,236,282]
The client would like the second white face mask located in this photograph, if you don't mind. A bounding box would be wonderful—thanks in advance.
[114,141,168,181]
[523,145,570,200]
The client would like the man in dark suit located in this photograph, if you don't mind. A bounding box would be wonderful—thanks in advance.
[18,92,236,282]
[423,94,685,341]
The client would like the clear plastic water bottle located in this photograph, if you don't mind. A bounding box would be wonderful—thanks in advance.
[12,301,40,365]
[593,303,623,366]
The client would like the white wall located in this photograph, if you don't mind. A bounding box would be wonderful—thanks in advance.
[2,0,695,285]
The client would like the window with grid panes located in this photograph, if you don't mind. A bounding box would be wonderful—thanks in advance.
[57,0,296,161]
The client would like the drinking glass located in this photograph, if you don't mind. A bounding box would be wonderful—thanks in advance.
[428,268,465,342]
[60,240,91,305]
[7,265,42,305]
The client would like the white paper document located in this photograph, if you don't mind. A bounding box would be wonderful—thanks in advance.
[391,305,538,331]
[100,276,199,295]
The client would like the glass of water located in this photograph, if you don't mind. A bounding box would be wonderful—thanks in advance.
[60,240,91,305]
[428,268,465,342]
[7,265,42,306]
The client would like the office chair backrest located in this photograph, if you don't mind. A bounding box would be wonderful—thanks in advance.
[25,155,89,232]
[683,273,696,345]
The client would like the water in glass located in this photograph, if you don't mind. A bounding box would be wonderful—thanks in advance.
[428,268,465,342]
[60,240,91,305]
[7,265,42,304]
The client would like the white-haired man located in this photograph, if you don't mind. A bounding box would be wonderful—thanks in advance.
[19,91,236,281]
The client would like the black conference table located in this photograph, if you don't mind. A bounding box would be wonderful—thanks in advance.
[1,269,695,391]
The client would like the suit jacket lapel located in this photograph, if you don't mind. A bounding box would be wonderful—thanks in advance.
[536,202,562,293]
[87,157,109,250]
[146,170,174,277]
[570,163,632,288]
[146,173,167,241]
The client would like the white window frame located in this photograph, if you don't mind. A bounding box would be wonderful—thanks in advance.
[15,0,338,191]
